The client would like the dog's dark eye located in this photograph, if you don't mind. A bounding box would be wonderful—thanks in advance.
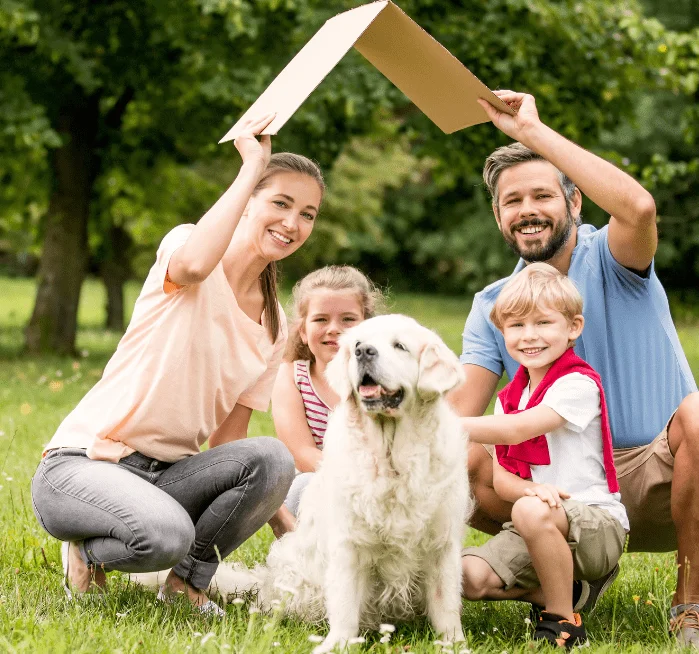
[394,342,407,352]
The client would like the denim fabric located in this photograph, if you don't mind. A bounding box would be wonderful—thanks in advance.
[284,472,314,517]
[31,438,294,590]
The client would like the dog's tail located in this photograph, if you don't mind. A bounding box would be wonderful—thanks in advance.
[128,563,263,605]
[208,561,264,603]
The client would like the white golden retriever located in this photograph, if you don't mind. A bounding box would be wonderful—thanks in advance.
[136,315,470,652]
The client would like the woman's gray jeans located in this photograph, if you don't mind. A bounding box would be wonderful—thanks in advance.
[31,437,294,590]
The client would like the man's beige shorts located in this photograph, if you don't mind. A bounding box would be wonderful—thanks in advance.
[463,499,626,589]
[478,419,676,553]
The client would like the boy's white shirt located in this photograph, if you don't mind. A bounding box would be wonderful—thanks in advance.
[495,372,630,531]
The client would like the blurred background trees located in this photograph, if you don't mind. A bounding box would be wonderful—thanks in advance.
[1,0,697,353]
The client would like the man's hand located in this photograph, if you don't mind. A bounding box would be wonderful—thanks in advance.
[523,483,570,508]
[477,90,541,147]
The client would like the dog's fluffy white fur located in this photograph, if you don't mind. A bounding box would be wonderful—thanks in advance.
[134,315,470,652]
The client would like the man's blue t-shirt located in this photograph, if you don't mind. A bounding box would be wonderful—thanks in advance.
[460,224,697,448]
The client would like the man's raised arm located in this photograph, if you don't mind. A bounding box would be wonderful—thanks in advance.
[478,91,657,272]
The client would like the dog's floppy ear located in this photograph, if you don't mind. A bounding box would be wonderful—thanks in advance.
[417,339,465,400]
[325,337,354,401]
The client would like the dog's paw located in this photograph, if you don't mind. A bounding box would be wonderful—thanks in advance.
[312,635,350,654]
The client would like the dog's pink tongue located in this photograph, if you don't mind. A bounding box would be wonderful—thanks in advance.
[359,385,382,399]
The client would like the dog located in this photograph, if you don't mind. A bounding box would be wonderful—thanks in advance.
[135,315,470,652]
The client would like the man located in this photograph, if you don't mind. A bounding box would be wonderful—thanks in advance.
[451,89,699,645]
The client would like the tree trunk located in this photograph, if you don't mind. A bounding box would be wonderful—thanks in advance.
[25,95,99,355]
[100,225,132,332]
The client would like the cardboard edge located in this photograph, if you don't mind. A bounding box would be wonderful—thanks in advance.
[219,1,390,144]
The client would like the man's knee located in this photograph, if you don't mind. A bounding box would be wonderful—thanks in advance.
[467,442,493,485]
[461,555,501,600]
[670,393,699,455]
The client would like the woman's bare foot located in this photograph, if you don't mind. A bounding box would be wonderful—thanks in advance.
[65,541,107,594]
[162,570,210,608]
[268,505,296,539]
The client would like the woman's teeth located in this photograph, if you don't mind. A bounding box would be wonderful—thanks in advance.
[269,230,291,244]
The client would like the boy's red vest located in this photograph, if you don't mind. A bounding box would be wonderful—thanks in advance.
[494,348,619,493]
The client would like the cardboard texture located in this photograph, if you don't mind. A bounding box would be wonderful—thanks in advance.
[220,1,514,143]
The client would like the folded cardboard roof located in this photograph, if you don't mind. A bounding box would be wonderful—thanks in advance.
[220,0,514,143]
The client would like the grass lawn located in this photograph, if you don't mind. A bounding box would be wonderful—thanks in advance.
[0,276,694,653]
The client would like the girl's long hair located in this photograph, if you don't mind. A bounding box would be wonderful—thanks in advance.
[253,153,325,342]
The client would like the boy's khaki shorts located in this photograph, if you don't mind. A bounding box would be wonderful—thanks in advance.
[463,499,626,589]
[478,418,677,553]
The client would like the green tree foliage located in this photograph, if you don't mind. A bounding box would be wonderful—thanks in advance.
[1,0,697,350]
[0,0,392,352]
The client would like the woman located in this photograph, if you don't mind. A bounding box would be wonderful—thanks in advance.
[31,114,324,614]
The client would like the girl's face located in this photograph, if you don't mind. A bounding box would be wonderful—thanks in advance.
[300,289,365,365]
[245,171,322,262]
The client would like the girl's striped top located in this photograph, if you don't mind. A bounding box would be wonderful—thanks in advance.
[293,360,329,449]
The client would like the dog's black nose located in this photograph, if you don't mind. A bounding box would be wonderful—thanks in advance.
[355,343,377,360]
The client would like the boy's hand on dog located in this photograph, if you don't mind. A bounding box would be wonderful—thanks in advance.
[524,483,570,509]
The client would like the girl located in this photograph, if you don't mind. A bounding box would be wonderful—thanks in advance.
[31,115,324,615]
[271,265,384,527]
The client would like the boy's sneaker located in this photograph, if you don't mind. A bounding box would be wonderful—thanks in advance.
[578,564,620,613]
[534,611,587,649]
[670,604,699,648]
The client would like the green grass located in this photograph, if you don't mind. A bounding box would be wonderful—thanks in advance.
[0,276,693,653]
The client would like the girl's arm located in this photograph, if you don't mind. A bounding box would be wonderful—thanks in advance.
[462,405,567,445]
[209,403,253,447]
[272,362,322,473]
[168,113,275,286]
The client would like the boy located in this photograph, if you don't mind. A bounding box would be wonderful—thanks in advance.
[461,262,628,649]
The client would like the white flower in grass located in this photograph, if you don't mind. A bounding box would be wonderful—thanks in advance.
[193,632,202,637]
[379,634,391,643]
[524,617,531,625]
[348,637,365,644]
[231,597,244,605]
[492,626,498,632]
[308,635,324,643]
[272,643,281,647]
[379,624,395,634]
[200,632,215,645]
[248,606,260,614]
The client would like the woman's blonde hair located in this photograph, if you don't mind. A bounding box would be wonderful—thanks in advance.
[285,265,385,363]
[490,262,583,331]
[254,153,325,343]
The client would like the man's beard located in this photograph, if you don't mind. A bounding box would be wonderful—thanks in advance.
[503,207,575,263]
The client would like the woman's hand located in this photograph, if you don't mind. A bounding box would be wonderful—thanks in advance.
[523,483,570,509]
[233,112,275,174]
[477,90,541,145]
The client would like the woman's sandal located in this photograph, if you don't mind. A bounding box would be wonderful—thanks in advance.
[534,611,587,649]
[156,585,225,618]
[61,541,106,602]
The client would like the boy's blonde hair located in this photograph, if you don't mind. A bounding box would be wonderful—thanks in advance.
[490,262,583,331]
[285,265,385,363]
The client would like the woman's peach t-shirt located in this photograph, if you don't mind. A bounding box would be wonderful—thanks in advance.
[44,224,287,463]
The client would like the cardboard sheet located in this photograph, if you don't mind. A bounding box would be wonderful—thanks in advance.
[220,1,514,143]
